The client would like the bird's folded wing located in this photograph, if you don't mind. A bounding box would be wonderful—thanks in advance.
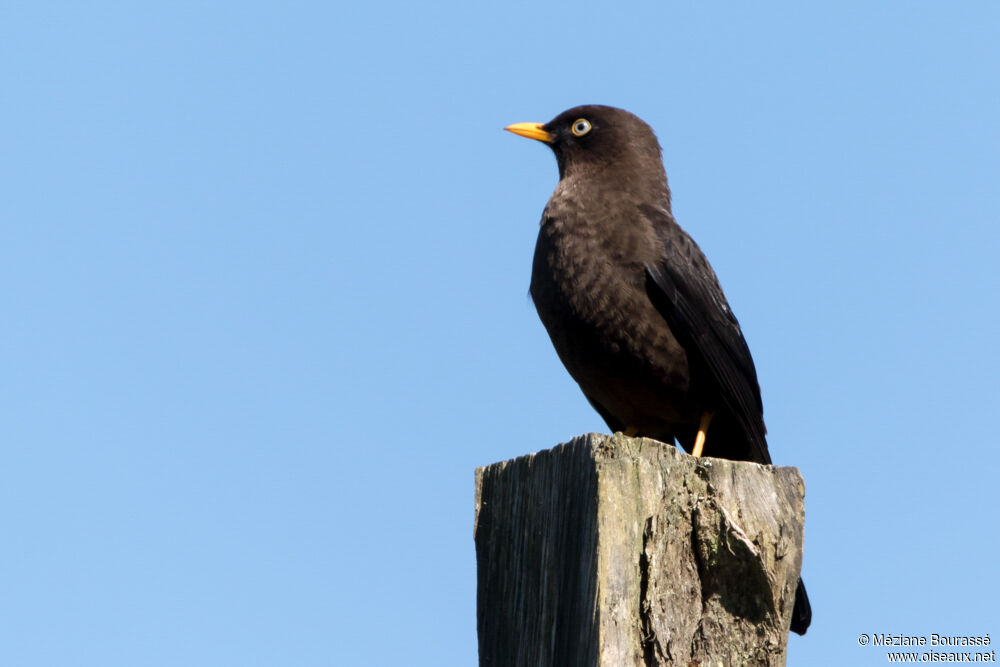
[639,204,770,463]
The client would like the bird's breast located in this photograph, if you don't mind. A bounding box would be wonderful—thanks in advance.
[528,194,690,398]
[530,188,653,334]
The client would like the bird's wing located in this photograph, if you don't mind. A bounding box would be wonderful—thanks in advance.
[639,204,770,463]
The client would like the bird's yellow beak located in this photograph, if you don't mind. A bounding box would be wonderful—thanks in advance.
[504,122,554,144]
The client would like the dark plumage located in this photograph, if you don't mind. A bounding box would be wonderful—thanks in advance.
[506,104,811,635]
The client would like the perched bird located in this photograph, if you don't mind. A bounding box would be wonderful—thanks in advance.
[506,104,811,635]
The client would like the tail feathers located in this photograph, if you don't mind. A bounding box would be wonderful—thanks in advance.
[790,577,811,635]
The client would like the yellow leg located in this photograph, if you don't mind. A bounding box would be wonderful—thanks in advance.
[691,412,714,458]
[624,426,639,437]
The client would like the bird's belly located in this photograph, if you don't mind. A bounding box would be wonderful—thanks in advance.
[530,246,701,434]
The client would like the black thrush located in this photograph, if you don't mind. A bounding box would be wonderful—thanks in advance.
[506,104,811,635]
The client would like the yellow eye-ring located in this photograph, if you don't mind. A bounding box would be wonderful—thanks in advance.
[571,118,592,136]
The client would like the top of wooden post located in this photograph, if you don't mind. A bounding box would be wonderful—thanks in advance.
[475,433,805,667]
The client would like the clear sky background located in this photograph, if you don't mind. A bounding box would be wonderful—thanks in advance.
[3,2,998,665]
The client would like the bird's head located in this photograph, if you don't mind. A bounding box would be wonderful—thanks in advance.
[505,105,667,189]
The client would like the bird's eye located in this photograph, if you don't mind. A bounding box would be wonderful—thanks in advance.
[571,119,592,136]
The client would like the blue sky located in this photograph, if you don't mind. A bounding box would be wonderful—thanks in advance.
[3,2,998,665]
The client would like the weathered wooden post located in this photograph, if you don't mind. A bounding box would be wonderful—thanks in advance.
[474,433,805,667]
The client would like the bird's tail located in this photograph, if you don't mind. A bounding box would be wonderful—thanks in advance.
[791,577,811,635]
